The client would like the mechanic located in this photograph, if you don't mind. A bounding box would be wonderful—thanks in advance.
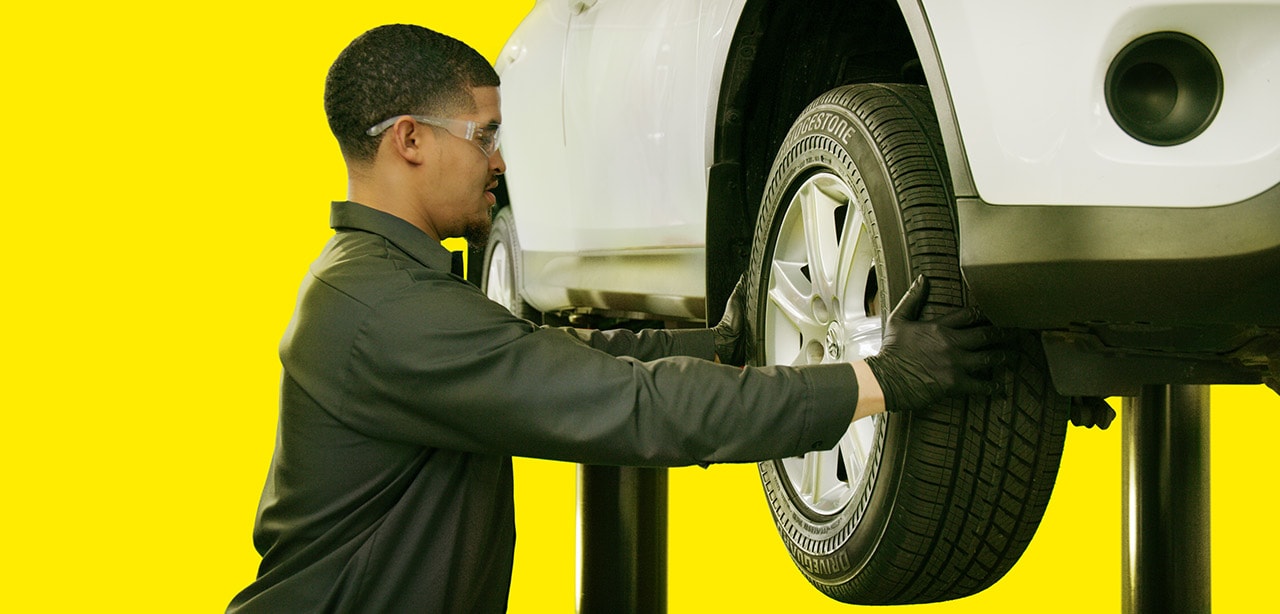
[227,24,1008,613]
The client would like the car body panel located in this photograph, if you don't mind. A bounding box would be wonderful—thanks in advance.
[496,0,1280,393]
[499,0,747,315]
[920,0,1280,207]
[495,0,574,257]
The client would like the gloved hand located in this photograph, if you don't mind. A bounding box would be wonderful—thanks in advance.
[1070,397,1116,429]
[713,275,750,367]
[864,276,1007,413]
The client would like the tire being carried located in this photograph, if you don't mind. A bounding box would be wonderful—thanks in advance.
[746,84,1071,604]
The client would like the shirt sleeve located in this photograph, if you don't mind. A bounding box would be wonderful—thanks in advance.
[559,326,716,362]
[333,279,857,466]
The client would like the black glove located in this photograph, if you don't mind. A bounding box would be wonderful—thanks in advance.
[713,275,750,367]
[1069,397,1116,429]
[864,276,1007,413]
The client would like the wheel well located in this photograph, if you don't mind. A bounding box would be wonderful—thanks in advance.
[705,0,923,321]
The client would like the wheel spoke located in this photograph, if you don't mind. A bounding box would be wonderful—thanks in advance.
[798,449,820,501]
[486,242,512,309]
[799,180,844,301]
[835,204,871,307]
[769,259,824,339]
[801,447,840,505]
[839,432,865,484]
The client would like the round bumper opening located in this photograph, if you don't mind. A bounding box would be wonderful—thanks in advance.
[1105,31,1222,146]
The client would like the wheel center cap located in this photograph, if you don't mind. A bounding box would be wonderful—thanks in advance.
[825,320,845,361]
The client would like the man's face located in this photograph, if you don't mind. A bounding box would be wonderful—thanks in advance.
[418,86,505,247]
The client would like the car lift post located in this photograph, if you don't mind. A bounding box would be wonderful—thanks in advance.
[574,387,1211,614]
[577,465,667,614]
[1122,385,1211,613]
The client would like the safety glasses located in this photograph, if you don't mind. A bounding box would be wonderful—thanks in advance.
[366,115,501,157]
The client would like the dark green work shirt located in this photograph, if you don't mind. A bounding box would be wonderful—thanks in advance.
[229,201,857,613]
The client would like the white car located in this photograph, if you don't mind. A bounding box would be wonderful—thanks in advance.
[483,0,1280,604]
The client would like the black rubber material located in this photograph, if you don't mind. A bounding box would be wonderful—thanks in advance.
[746,84,1071,604]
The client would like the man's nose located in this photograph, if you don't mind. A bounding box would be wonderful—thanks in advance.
[491,149,506,175]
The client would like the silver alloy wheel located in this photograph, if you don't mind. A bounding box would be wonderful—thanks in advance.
[486,239,516,311]
[766,172,885,516]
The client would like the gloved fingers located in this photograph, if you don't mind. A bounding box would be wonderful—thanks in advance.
[713,274,752,366]
[930,305,984,329]
[954,348,1013,372]
[946,324,1009,351]
[1069,396,1117,429]
[719,274,747,325]
[727,274,747,305]
[889,275,930,321]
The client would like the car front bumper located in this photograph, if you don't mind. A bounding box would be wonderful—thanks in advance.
[958,181,1280,395]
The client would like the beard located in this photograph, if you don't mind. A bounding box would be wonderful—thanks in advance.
[463,209,493,250]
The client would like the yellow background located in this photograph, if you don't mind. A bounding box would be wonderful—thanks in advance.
[4,1,1277,611]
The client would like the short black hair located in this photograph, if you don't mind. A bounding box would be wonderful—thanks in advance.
[324,24,500,162]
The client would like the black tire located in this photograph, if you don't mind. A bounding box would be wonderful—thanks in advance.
[745,84,1071,604]
[482,207,542,322]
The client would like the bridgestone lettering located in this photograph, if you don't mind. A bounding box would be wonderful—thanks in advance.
[798,111,856,146]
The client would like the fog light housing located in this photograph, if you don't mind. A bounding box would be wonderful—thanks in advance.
[1105,31,1222,146]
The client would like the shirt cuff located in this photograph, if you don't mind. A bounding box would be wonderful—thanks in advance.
[797,363,860,453]
[665,328,717,361]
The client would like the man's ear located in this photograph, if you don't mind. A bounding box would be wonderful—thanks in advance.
[388,118,429,164]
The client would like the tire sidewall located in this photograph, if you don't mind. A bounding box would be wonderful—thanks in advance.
[483,207,518,307]
[485,207,545,322]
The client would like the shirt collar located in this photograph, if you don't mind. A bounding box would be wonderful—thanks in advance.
[329,200,455,273]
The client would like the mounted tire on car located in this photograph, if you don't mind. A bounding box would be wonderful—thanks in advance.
[483,206,542,322]
[745,83,1072,604]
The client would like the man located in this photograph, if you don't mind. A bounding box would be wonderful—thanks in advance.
[228,24,1005,613]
